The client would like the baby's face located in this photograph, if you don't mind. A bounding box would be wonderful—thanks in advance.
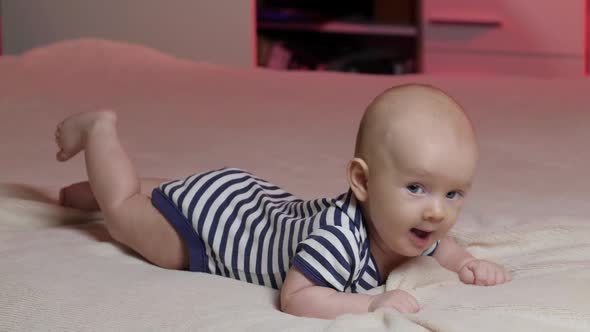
[365,134,477,257]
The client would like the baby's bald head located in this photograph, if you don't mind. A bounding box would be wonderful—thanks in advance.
[347,84,478,260]
[354,84,477,168]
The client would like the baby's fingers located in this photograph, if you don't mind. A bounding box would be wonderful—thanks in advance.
[495,268,505,284]
[405,294,420,313]
[459,265,476,284]
[474,264,493,286]
[504,268,513,282]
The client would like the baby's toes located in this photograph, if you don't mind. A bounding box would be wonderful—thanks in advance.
[55,123,65,140]
[56,149,69,162]
[54,133,62,148]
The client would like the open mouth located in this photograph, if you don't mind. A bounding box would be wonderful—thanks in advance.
[410,228,432,239]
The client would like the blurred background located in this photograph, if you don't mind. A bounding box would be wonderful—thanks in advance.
[1,0,588,77]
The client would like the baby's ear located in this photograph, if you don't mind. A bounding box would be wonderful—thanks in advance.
[347,158,369,202]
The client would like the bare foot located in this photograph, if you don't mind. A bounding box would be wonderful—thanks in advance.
[54,111,117,161]
[59,181,100,211]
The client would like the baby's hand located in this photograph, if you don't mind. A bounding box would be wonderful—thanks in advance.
[368,289,420,314]
[459,259,512,286]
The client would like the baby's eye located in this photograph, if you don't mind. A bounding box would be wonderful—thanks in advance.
[406,184,425,195]
[446,191,461,200]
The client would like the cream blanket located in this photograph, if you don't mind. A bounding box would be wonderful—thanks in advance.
[1,39,589,331]
[2,188,589,331]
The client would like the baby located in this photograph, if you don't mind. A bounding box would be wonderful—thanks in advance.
[56,84,511,319]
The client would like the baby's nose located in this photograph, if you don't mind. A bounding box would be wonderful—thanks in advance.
[423,200,445,222]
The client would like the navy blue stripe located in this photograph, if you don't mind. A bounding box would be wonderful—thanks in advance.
[308,233,351,273]
[217,181,259,278]
[242,191,292,285]
[353,204,362,228]
[250,202,276,286]
[318,209,328,227]
[286,211,298,263]
[173,169,219,208]
[254,201,286,288]
[277,203,295,281]
[305,201,316,236]
[207,176,255,275]
[368,253,381,285]
[295,243,347,289]
[360,240,368,259]
[296,216,306,250]
[230,189,266,283]
[291,256,330,289]
[177,169,225,213]
[306,200,315,216]
[358,278,373,291]
[367,265,379,281]
[333,226,358,287]
[191,169,244,235]
[151,188,208,273]
[334,202,342,227]
[426,240,439,256]
[160,173,194,195]
[342,191,352,215]
[296,200,304,218]
[313,200,323,213]
[249,173,282,191]
[297,203,306,244]
[231,189,289,283]
[326,226,358,289]
[160,176,189,199]
[355,252,372,286]
[265,201,290,288]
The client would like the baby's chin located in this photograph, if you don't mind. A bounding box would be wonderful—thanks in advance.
[393,243,428,258]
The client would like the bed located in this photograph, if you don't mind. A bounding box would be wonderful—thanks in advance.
[1,39,589,331]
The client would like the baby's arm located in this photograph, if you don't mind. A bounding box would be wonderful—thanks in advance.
[433,236,512,286]
[280,266,419,319]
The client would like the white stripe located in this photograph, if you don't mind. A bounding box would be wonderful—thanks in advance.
[309,229,358,284]
[240,192,286,285]
[219,181,261,280]
[325,207,335,226]
[421,240,439,256]
[178,170,220,217]
[270,202,291,283]
[170,172,209,204]
[226,184,286,280]
[198,172,248,274]
[238,191,265,284]
[298,247,345,291]
[208,176,257,276]
[289,215,303,266]
[234,188,268,284]
[280,203,297,273]
[160,178,184,196]
[257,199,288,287]
[361,259,379,286]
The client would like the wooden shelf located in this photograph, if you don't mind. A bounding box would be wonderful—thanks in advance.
[257,20,417,37]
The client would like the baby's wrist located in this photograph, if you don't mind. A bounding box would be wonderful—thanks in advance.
[457,257,477,271]
[367,293,382,312]
[367,294,377,312]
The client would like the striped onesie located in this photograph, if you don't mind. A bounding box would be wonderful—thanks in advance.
[151,167,438,292]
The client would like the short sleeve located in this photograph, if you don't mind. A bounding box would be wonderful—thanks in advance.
[291,225,361,292]
[421,240,440,256]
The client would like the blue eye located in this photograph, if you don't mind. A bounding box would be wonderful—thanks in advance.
[406,184,425,195]
[446,191,461,199]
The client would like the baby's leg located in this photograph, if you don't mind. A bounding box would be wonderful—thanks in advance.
[55,111,187,270]
[60,178,171,211]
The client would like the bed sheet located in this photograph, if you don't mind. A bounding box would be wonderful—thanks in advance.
[1,39,589,331]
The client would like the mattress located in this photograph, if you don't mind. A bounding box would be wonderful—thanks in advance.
[1,39,589,331]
